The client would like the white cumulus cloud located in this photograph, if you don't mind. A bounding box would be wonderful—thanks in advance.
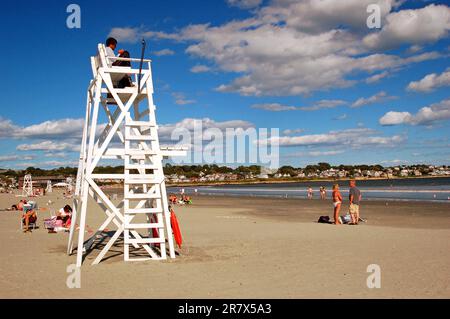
[152,49,175,56]
[158,117,255,144]
[259,128,404,148]
[13,118,84,139]
[379,99,450,125]
[172,92,196,105]
[251,103,297,111]
[363,4,450,50]
[190,65,211,73]
[365,71,389,84]
[351,91,397,108]
[109,1,446,97]
[226,0,262,9]
[407,68,450,92]
[16,141,80,152]
[252,100,346,111]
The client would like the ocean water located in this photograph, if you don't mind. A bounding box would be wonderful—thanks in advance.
[168,177,450,202]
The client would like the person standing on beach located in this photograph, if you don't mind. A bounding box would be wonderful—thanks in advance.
[332,184,342,224]
[320,186,326,199]
[307,187,313,199]
[348,180,362,225]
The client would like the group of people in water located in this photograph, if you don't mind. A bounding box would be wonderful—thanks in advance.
[307,186,329,200]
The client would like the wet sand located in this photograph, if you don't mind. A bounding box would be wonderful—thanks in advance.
[0,191,449,298]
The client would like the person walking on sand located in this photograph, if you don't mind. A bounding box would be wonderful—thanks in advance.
[332,184,342,224]
[348,180,362,225]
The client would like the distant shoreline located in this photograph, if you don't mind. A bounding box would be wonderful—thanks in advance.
[166,175,450,188]
[94,174,450,191]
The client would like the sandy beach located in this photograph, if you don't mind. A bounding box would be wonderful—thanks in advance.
[0,191,449,299]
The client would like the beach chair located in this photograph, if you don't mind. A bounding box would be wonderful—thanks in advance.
[43,209,56,230]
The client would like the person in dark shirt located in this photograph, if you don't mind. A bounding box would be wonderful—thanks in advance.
[348,180,362,225]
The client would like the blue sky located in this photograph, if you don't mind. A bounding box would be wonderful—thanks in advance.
[1,0,449,169]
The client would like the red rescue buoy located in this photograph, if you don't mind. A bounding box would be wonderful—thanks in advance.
[151,215,160,248]
[170,208,183,248]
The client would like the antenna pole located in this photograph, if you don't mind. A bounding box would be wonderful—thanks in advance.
[138,38,146,94]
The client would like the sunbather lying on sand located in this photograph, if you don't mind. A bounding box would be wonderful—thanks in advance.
[6,199,27,211]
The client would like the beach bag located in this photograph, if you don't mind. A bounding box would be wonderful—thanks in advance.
[318,216,330,223]
[44,218,63,229]
[342,214,352,224]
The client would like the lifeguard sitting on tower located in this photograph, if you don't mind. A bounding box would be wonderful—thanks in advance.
[105,37,133,89]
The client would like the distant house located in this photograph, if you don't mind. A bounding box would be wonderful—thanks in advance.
[400,169,409,177]
[338,171,347,178]
[225,174,238,181]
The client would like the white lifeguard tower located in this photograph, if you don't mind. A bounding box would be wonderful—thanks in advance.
[22,174,33,197]
[68,43,186,267]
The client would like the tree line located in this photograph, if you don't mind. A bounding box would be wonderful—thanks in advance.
[1,163,445,179]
